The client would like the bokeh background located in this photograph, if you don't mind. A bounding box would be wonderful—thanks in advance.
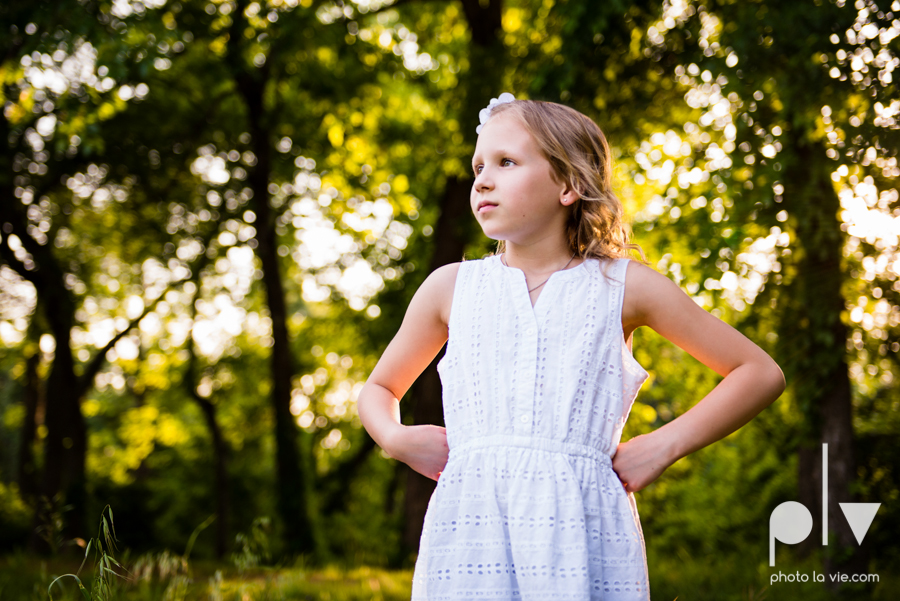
[0,0,898,599]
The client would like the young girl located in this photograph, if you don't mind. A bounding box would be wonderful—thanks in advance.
[357,95,785,600]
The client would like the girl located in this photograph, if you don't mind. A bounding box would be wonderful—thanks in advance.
[357,95,785,600]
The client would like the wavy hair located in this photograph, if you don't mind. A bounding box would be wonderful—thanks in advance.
[487,100,645,264]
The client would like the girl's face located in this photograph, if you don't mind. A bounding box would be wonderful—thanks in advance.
[470,114,575,245]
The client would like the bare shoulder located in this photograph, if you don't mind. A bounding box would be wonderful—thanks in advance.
[365,262,461,400]
[411,262,461,327]
[622,258,778,378]
[622,259,688,333]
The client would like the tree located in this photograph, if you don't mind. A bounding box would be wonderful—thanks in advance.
[631,0,899,580]
[0,0,201,541]
[3,0,432,555]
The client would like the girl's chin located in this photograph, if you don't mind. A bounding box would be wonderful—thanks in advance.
[479,230,505,242]
[476,222,507,239]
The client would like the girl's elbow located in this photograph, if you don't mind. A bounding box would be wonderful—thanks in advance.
[766,359,787,399]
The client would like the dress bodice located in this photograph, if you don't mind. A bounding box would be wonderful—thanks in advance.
[437,255,649,456]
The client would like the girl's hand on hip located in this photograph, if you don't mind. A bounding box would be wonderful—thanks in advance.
[387,424,449,481]
[611,431,676,494]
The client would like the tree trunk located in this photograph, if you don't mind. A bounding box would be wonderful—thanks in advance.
[0,153,87,546]
[401,0,506,556]
[17,349,41,500]
[196,396,231,559]
[783,134,866,581]
[240,78,317,557]
[222,0,317,558]
[37,306,86,546]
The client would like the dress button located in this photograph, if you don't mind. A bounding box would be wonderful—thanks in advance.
[520,415,529,423]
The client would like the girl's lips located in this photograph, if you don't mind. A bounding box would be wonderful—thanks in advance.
[478,203,498,213]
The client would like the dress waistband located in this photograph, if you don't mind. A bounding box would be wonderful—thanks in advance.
[450,435,612,465]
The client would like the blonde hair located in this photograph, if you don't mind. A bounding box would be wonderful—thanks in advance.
[487,100,645,263]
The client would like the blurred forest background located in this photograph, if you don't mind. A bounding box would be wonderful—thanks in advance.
[0,0,898,598]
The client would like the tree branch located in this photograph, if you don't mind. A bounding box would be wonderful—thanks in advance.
[76,223,219,396]
[76,274,187,396]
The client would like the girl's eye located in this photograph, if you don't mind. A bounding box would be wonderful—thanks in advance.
[473,159,512,174]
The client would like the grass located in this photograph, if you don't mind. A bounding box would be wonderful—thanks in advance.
[0,555,414,601]
[2,554,898,600]
[2,506,895,601]
[0,508,414,601]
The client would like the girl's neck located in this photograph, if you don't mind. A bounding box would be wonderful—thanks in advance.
[502,240,582,276]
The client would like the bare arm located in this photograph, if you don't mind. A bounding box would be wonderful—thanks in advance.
[356,262,460,480]
[614,261,786,492]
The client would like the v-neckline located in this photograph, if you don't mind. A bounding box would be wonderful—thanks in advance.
[497,255,589,320]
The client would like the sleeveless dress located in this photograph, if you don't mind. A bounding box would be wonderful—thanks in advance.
[411,255,651,600]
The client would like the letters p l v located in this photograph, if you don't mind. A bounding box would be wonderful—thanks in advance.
[769,444,880,567]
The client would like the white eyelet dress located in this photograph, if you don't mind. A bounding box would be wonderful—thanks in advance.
[411,255,651,600]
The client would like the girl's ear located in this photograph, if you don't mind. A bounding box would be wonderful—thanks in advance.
[560,185,580,206]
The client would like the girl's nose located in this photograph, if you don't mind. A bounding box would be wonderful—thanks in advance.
[474,169,492,191]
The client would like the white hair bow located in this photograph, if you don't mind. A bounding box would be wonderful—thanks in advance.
[476,92,516,134]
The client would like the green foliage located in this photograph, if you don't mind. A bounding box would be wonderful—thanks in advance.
[0,0,898,592]
[48,506,125,601]
[232,517,272,574]
[34,497,83,557]
[0,479,31,548]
